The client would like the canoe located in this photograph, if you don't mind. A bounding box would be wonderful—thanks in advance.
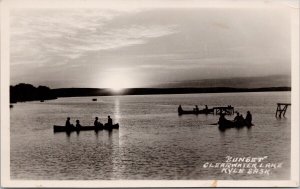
[178,109,214,115]
[53,123,119,133]
[218,119,253,130]
[104,123,119,129]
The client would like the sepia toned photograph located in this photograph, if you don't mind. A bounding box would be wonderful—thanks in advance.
[1,0,299,187]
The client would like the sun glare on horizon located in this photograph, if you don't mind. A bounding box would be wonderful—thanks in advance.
[99,73,137,93]
[111,86,124,93]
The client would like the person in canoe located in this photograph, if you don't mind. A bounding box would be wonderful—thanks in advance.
[65,117,74,128]
[194,105,199,112]
[204,105,209,113]
[75,120,82,129]
[107,115,113,127]
[94,117,102,127]
[178,105,183,114]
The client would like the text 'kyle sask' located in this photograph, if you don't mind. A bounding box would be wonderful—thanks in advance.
[203,156,283,175]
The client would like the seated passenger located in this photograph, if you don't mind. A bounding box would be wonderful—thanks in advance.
[239,114,245,121]
[234,112,240,122]
[178,105,183,113]
[65,117,73,128]
[107,116,113,127]
[75,120,81,128]
[245,111,252,125]
[218,114,226,123]
[94,117,101,127]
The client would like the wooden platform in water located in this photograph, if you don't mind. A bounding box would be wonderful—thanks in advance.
[213,106,234,115]
[178,106,234,115]
[276,103,291,118]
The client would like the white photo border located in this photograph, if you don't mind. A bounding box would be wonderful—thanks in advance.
[1,0,299,187]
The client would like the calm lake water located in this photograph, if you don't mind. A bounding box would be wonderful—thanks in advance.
[10,92,291,180]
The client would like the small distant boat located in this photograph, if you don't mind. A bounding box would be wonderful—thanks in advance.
[10,104,13,108]
[178,108,214,115]
[53,123,119,133]
[92,98,97,101]
[40,100,44,102]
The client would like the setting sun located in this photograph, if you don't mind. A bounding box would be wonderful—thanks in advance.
[99,73,137,92]
[110,86,124,93]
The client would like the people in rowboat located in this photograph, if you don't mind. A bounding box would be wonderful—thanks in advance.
[94,117,102,127]
[65,117,74,128]
[240,114,245,122]
[233,112,240,122]
[75,120,82,129]
[245,111,252,125]
[218,113,227,123]
[233,112,246,126]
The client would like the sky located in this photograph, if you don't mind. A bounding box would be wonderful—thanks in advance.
[10,1,292,89]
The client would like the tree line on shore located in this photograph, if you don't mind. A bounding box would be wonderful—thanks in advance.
[10,83,57,103]
[10,83,291,103]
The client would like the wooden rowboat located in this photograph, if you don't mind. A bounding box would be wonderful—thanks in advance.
[218,119,253,131]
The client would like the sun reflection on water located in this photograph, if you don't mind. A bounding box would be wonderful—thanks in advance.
[114,97,120,124]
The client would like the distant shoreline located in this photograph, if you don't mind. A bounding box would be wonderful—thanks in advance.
[52,87,291,97]
[10,85,291,103]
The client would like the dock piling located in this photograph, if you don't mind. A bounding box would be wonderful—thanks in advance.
[275,103,291,118]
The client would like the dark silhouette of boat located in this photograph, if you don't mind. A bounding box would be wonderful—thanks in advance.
[53,123,119,133]
[92,98,97,101]
[218,119,253,131]
[10,104,13,108]
[178,108,214,115]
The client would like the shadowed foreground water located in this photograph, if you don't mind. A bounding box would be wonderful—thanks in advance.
[10,92,291,180]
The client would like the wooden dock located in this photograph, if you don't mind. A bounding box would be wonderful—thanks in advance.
[275,103,291,118]
[213,106,234,115]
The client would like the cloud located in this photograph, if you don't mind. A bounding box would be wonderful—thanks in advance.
[10,9,178,66]
[72,24,177,52]
[10,7,291,88]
